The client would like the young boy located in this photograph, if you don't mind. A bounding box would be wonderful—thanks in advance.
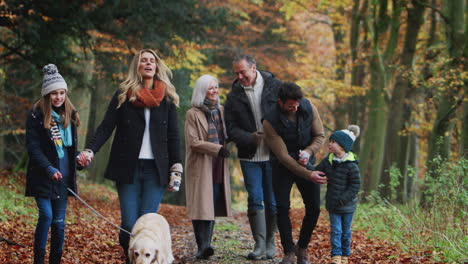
[315,125,361,264]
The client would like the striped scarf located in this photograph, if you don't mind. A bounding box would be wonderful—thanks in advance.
[200,98,222,144]
[51,111,72,158]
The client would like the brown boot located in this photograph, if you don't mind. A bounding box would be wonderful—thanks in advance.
[330,255,341,264]
[279,252,296,264]
[295,246,310,264]
[341,256,348,264]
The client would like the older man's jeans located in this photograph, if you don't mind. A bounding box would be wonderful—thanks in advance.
[34,197,68,252]
[240,160,276,213]
[329,212,354,257]
[116,159,165,254]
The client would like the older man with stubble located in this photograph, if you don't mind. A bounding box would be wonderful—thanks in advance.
[224,54,281,260]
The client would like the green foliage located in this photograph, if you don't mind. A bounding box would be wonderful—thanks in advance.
[0,179,35,224]
[355,158,468,262]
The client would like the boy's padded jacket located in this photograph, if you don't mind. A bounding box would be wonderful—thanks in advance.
[316,152,361,213]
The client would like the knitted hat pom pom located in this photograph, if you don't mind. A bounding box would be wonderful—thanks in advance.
[43,64,58,75]
[348,125,360,138]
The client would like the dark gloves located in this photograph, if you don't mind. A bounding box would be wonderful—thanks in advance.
[218,146,230,158]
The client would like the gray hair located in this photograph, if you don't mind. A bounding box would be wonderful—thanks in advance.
[191,74,219,108]
[232,54,256,66]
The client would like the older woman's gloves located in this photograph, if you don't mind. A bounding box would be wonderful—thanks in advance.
[218,146,230,158]
[168,163,183,192]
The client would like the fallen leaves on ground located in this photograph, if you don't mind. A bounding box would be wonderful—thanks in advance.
[0,173,442,263]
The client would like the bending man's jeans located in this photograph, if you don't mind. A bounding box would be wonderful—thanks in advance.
[272,161,321,253]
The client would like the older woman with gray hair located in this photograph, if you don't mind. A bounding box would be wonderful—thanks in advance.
[184,74,232,259]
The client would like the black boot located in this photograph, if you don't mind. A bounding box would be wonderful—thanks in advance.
[192,220,214,259]
[34,248,45,264]
[49,251,62,264]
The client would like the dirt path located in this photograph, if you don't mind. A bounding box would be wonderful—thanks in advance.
[0,175,439,263]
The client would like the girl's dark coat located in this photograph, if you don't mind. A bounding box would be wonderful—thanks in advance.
[85,91,181,185]
[25,108,78,199]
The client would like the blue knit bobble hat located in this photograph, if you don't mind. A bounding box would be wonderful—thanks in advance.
[329,125,360,152]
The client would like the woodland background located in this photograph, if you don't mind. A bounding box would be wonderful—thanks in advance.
[0,0,466,262]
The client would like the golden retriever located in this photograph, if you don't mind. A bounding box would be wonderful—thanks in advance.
[129,213,174,264]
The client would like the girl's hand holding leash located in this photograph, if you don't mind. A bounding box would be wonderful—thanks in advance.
[52,171,63,181]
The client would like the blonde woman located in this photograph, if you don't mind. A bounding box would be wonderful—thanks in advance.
[185,75,232,259]
[77,49,182,262]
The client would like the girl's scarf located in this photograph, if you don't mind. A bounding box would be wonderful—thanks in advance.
[200,98,222,144]
[51,111,72,159]
[129,80,166,108]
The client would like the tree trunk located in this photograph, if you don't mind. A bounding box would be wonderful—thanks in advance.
[423,0,466,206]
[349,0,367,155]
[360,0,401,197]
[332,18,348,130]
[87,78,114,183]
[360,57,388,196]
[426,0,465,164]
[0,68,4,169]
[381,0,426,203]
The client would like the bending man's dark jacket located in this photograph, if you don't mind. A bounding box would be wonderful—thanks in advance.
[25,108,79,198]
[262,99,325,179]
[85,90,181,185]
[224,70,281,159]
[316,152,361,213]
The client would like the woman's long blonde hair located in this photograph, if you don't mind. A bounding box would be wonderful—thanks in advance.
[33,95,80,129]
[117,49,179,108]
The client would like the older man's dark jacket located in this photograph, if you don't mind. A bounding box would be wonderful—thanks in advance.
[224,71,281,159]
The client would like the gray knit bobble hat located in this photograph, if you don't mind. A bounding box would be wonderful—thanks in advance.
[41,64,68,96]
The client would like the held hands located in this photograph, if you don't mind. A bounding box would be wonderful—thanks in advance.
[309,171,327,184]
[298,149,311,166]
[77,149,94,167]
[168,163,183,192]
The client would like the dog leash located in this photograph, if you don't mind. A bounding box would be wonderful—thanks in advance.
[61,180,134,237]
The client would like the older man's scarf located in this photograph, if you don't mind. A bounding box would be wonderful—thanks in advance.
[51,111,72,158]
[129,80,166,108]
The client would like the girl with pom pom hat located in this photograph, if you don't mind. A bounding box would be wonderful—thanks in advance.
[315,125,361,264]
[25,64,81,264]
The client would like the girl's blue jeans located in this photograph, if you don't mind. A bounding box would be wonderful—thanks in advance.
[329,212,354,257]
[116,159,165,254]
[34,197,68,253]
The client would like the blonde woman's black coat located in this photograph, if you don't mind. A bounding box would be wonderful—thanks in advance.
[85,90,181,185]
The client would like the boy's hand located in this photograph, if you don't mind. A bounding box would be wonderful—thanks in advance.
[309,171,327,184]
[298,149,311,166]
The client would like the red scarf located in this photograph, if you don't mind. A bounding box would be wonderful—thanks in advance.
[129,80,166,108]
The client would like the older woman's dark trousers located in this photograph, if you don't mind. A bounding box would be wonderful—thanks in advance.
[272,162,321,254]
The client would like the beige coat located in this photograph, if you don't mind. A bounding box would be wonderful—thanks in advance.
[184,106,232,220]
